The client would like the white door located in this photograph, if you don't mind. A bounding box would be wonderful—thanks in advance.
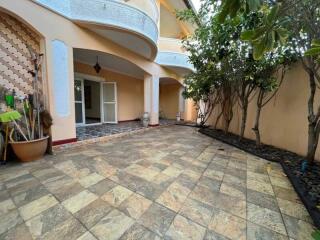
[74,78,85,125]
[102,82,117,123]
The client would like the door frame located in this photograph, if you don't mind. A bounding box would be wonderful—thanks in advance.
[74,77,85,126]
[102,82,118,124]
[74,73,118,126]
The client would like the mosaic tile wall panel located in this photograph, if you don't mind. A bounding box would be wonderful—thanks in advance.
[0,11,42,98]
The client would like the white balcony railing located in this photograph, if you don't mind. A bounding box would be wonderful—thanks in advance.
[34,0,158,46]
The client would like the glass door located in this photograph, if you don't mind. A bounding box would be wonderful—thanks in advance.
[74,78,85,125]
[102,82,117,123]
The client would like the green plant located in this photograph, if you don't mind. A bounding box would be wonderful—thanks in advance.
[312,229,320,240]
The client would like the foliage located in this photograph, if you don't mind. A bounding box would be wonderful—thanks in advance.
[312,229,320,240]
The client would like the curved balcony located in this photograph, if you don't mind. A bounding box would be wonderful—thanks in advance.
[34,0,159,59]
[115,0,159,23]
[156,38,194,75]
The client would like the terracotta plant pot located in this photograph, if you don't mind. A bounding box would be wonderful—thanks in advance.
[10,136,49,162]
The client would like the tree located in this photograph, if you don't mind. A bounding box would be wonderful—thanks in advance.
[284,0,320,164]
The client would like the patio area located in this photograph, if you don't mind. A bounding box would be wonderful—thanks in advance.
[0,125,316,240]
[76,119,176,141]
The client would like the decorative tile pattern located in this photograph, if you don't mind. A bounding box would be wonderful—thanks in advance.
[0,126,316,239]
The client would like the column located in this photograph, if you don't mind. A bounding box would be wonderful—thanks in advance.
[144,74,159,126]
[178,86,185,120]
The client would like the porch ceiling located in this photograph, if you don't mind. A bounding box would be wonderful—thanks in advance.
[73,48,145,79]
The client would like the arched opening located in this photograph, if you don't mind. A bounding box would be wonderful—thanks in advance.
[159,77,184,120]
[73,48,148,140]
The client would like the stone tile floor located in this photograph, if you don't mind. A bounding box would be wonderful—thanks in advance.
[76,119,176,141]
[0,126,317,240]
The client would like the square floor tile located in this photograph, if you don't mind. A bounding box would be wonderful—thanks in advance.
[19,194,58,221]
[208,208,246,240]
[62,190,98,214]
[78,173,105,188]
[165,215,206,240]
[139,203,175,237]
[247,221,288,240]
[0,210,23,235]
[74,199,113,229]
[119,193,152,219]
[90,209,135,240]
[283,214,316,240]
[119,223,161,240]
[101,185,133,207]
[247,202,287,235]
[179,198,213,227]
[277,198,312,223]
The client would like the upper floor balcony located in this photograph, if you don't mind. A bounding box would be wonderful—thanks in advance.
[156,37,194,75]
[34,0,159,59]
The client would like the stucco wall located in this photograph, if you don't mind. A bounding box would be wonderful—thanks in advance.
[74,62,144,122]
[159,83,180,119]
[208,62,320,160]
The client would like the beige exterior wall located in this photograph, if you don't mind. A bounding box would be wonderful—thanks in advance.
[160,83,180,119]
[74,62,144,122]
[208,62,320,160]
[158,38,186,53]
[0,0,194,143]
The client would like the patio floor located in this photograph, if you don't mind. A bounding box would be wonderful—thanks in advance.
[76,119,176,141]
[0,126,316,240]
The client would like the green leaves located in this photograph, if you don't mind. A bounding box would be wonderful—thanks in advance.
[312,230,320,240]
[305,39,320,58]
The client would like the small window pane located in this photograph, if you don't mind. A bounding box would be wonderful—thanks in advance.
[103,84,115,102]
[104,103,115,122]
[75,103,83,123]
[74,80,82,101]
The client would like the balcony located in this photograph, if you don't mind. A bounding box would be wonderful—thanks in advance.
[34,0,159,59]
[156,37,194,74]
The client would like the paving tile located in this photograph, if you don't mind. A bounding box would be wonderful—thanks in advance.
[247,178,274,196]
[62,190,98,214]
[152,173,176,188]
[165,215,206,240]
[88,178,117,196]
[119,223,161,240]
[0,199,16,215]
[208,208,246,240]
[203,229,230,240]
[101,185,133,207]
[283,214,316,240]
[74,199,113,229]
[190,185,246,219]
[18,194,58,221]
[273,186,301,203]
[46,179,85,202]
[223,174,246,188]
[78,173,105,188]
[25,205,71,238]
[247,189,279,212]
[0,223,33,240]
[277,198,312,223]
[156,182,190,212]
[247,202,287,235]
[125,164,159,181]
[0,210,23,235]
[90,209,135,240]
[77,231,98,240]
[40,216,86,240]
[247,221,288,240]
[179,198,213,227]
[220,182,246,200]
[198,176,221,192]
[269,175,293,189]
[139,203,175,237]
[12,184,49,207]
[203,169,224,181]
[119,193,152,219]
[162,166,183,178]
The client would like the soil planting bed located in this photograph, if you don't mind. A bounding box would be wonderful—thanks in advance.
[199,127,320,228]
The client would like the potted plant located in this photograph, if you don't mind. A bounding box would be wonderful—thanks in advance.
[2,47,53,162]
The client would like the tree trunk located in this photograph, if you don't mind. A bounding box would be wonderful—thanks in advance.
[306,122,318,164]
[239,102,248,140]
[306,72,318,164]
[214,110,223,129]
[253,90,263,147]
[253,104,262,147]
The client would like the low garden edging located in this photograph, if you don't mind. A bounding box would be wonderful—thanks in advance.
[199,127,320,229]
